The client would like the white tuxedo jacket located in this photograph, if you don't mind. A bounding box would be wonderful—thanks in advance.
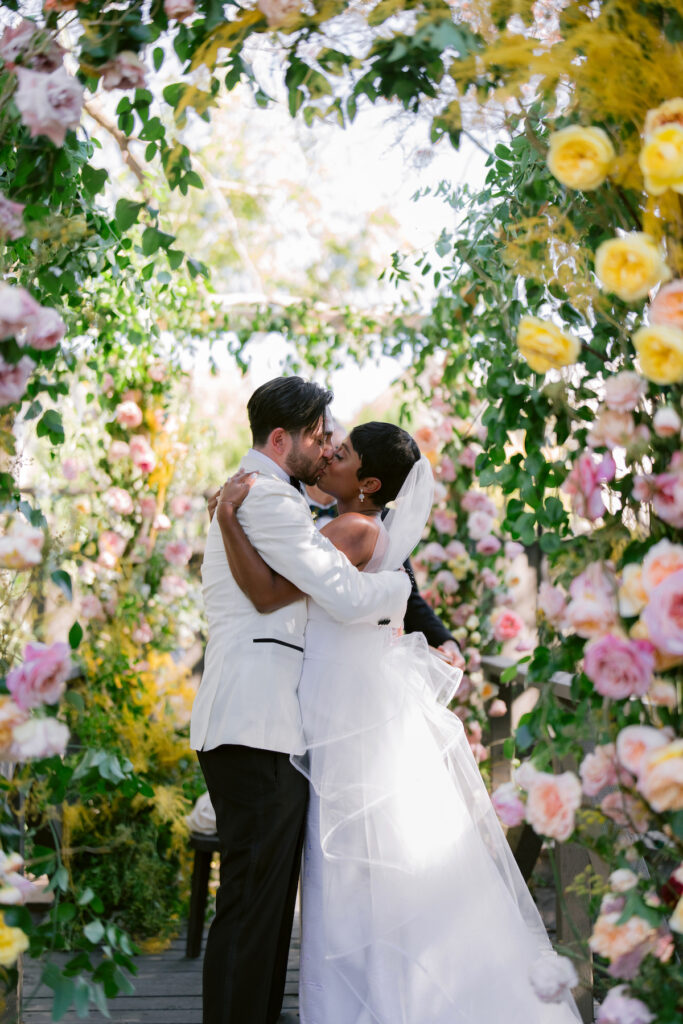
[190,452,410,756]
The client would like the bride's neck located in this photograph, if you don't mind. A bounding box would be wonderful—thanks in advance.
[337,497,382,517]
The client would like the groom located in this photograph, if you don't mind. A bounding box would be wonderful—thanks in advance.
[190,376,410,1024]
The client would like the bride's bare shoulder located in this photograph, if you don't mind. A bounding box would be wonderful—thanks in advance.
[320,513,380,567]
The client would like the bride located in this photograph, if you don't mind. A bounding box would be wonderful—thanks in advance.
[214,421,581,1024]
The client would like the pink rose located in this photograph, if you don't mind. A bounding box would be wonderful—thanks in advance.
[164,540,192,567]
[0,282,41,339]
[132,619,153,645]
[588,408,636,450]
[480,567,498,589]
[138,496,157,519]
[161,574,188,598]
[580,743,618,796]
[0,18,64,72]
[107,440,129,462]
[491,608,523,642]
[14,66,83,146]
[0,352,34,407]
[170,494,192,517]
[652,406,681,437]
[103,487,134,516]
[538,581,567,627]
[6,641,71,710]
[529,954,578,1004]
[637,739,683,812]
[100,50,147,91]
[10,716,69,761]
[467,510,494,540]
[445,539,466,559]
[642,569,683,655]
[633,456,683,529]
[476,534,501,556]
[583,634,654,699]
[488,698,507,717]
[115,400,143,428]
[491,782,526,826]
[432,508,456,535]
[164,0,195,19]
[0,18,37,65]
[101,372,115,394]
[24,305,65,350]
[564,564,618,638]
[525,770,582,841]
[437,454,456,482]
[457,445,477,469]
[97,530,126,568]
[596,985,654,1024]
[0,193,25,241]
[0,518,43,569]
[61,458,80,480]
[563,451,616,520]
[600,791,650,833]
[80,593,105,621]
[604,371,647,412]
[649,279,683,330]
[433,569,459,594]
[642,539,683,593]
[461,491,496,516]
[419,541,447,565]
[129,435,156,473]
[504,540,524,559]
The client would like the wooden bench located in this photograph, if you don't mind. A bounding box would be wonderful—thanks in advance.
[186,831,222,959]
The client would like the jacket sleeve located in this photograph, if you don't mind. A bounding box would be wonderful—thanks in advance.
[402,558,455,646]
[238,481,410,626]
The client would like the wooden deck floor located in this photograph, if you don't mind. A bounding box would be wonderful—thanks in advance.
[21,911,301,1023]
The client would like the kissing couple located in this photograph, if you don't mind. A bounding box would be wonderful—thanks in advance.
[190,376,581,1024]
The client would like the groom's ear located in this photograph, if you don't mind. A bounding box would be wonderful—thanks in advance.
[269,427,290,455]
[360,476,381,496]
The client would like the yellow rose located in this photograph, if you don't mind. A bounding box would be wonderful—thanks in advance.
[633,323,683,384]
[516,316,581,374]
[638,739,683,812]
[595,233,671,302]
[547,125,615,190]
[0,913,29,967]
[644,97,683,138]
[639,123,683,196]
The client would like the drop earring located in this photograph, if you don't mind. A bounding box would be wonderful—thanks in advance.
[358,488,365,503]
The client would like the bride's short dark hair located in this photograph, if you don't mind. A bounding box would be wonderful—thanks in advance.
[350,422,420,506]
[248,376,333,446]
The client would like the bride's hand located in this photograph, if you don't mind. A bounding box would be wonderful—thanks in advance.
[216,470,257,519]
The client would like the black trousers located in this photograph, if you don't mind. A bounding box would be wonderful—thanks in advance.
[197,744,308,1024]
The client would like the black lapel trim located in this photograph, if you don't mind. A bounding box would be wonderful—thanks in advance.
[252,637,304,653]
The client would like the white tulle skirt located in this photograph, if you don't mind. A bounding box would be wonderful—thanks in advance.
[293,607,581,1024]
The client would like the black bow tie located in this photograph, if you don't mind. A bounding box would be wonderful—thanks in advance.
[289,475,301,491]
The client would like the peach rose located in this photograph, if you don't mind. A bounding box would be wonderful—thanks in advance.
[0,697,29,756]
[257,0,301,27]
[642,539,683,593]
[649,279,683,330]
[580,743,618,796]
[617,725,670,777]
[587,408,636,450]
[642,569,683,656]
[100,50,147,91]
[525,770,582,841]
[637,739,683,812]
[565,564,618,638]
[600,791,651,833]
[603,371,647,412]
[538,581,567,628]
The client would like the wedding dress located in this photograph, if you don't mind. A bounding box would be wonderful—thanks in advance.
[293,458,581,1024]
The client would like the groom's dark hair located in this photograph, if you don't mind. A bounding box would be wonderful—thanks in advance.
[248,376,333,446]
[350,422,420,506]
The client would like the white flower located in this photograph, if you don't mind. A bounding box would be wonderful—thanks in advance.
[529,954,578,1004]
[0,518,44,569]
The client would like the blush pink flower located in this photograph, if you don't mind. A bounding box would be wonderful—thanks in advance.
[164,0,195,18]
[642,569,683,656]
[24,305,65,350]
[0,697,29,757]
[596,985,654,1024]
[505,540,524,559]
[419,541,448,565]
[457,445,477,469]
[153,513,171,532]
[10,717,69,761]
[476,534,502,556]
[652,406,681,437]
[637,740,683,812]
[170,494,192,517]
[589,900,658,978]
[0,283,41,340]
[649,279,683,330]
[0,18,36,65]
[103,487,134,516]
[413,424,439,454]
[480,567,498,589]
[0,353,34,407]
[97,530,126,568]
[132,619,153,645]
[0,18,63,71]
[491,782,526,826]
[616,726,670,778]
[642,539,683,594]
[491,607,523,642]
[437,454,456,482]
[564,564,618,639]
[600,791,650,833]
[161,574,188,598]
[433,569,459,594]
[129,435,156,473]
[529,954,578,1004]
[538,581,567,628]
[588,408,636,450]
[563,451,616,520]
[444,539,466,559]
[138,496,157,519]
[0,518,44,569]
[461,491,496,516]
[432,509,456,535]
[6,641,71,709]
[467,510,495,540]
[0,193,25,241]
[525,770,582,841]
[489,698,507,717]
[603,371,648,412]
[580,744,619,796]
[114,400,143,429]
[80,593,105,621]
[100,50,147,91]
[14,66,83,146]
[634,455,683,529]
[164,540,192,567]
[107,440,129,462]
[61,458,80,480]
[583,634,654,699]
